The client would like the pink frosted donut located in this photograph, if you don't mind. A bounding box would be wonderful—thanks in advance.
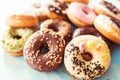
[67,2,97,27]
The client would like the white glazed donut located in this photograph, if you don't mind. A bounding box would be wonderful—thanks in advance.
[94,14,120,45]
[93,0,120,21]
[64,35,111,80]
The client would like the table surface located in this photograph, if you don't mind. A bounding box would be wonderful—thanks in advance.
[0,0,120,80]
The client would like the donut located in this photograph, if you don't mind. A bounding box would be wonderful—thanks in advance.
[25,1,48,21]
[93,0,120,21]
[94,14,120,45]
[73,27,112,49]
[6,14,38,28]
[1,28,33,56]
[60,0,89,4]
[73,26,101,38]
[94,14,120,44]
[45,0,69,20]
[40,19,72,44]
[64,35,111,80]
[23,29,65,72]
[67,2,97,27]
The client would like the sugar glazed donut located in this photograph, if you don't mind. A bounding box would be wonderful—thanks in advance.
[67,2,97,27]
[24,29,65,72]
[93,0,120,21]
[6,14,38,28]
[1,28,33,56]
[64,35,111,80]
[45,0,69,20]
[94,14,120,44]
[40,19,72,44]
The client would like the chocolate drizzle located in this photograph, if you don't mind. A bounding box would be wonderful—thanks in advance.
[101,1,120,14]
[48,0,68,16]
[111,18,120,28]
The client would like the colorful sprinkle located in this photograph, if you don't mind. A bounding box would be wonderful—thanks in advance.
[87,40,95,48]
[79,42,85,52]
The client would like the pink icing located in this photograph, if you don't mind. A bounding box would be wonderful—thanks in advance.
[68,2,97,25]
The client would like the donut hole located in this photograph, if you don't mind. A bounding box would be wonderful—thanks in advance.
[81,52,93,61]
[82,9,88,15]
[13,35,21,39]
[39,43,49,54]
[48,23,59,32]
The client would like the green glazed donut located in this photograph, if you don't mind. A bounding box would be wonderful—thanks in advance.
[1,28,33,53]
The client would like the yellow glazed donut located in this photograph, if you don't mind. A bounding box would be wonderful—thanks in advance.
[94,14,120,44]
[6,14,38,28]
[64,35,111,80]
[93,0,120,21]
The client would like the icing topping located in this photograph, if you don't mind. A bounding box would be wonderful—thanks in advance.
[79,42,85,52]
[87,40,95,48]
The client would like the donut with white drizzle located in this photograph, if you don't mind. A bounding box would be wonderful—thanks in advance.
[93,0,120,21]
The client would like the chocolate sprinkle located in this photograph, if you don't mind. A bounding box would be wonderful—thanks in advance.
[66,43,105,80]
[72,57,105,80]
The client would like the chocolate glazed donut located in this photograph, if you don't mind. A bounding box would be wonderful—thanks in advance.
[73,27,112,50]
[40,19,73,44]
[23,29,65,72]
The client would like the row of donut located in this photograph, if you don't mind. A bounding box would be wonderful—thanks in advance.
[5,0,88,28]
[66,0,119,79]
[5,0,120,45]
[1,0,89,56]
[1,0,120,80]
